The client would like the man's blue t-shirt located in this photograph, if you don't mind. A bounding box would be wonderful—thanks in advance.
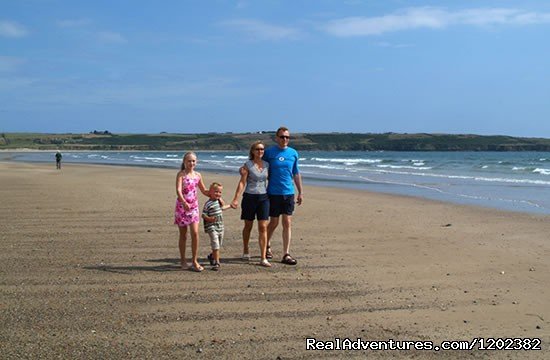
[263,146,300,195]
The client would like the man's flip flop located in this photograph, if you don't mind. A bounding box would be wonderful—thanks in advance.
[281,254,297,265]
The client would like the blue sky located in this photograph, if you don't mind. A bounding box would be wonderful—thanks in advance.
[2,0,550,137]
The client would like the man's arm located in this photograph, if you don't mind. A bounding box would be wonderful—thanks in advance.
[293,173,303,205]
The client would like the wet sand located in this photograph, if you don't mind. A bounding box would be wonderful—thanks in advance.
[1,161,549,359]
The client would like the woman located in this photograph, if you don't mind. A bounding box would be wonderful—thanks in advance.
[231,141,271,267]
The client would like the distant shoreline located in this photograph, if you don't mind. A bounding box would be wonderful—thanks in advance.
[2,132,550,151]
[3,148,550,216]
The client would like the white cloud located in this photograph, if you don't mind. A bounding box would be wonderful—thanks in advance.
[56,18,92,28]
[323,7,550,36]
[0,20,28,38]
[220,19,300,41]
[97,31,127,44]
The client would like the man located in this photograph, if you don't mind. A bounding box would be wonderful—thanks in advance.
[263,126,303,265]
[55,151,62,170]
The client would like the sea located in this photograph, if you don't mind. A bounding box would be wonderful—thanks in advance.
[2,150,550,215]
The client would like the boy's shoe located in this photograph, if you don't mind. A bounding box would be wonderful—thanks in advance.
[212,261,220,271]
[241,253,250,261]
[207,253,215,266]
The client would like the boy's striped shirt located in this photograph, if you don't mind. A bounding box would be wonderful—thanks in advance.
[202,199,224,233]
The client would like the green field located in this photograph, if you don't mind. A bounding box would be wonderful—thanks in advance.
[1,132,550,151]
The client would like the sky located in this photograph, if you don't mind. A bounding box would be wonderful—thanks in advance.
[1,0,550,137]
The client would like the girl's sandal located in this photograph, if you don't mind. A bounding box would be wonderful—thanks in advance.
[266,247,273,259]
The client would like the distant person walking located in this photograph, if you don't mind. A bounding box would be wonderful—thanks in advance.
[174,152,210,272]
[263,126,303,265]
[55,151,62,170]
[231,141,272,267]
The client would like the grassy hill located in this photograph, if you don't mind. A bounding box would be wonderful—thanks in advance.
[1,132,550,151]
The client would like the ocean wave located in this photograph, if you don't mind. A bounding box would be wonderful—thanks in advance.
[534,168,550,175]
[401,159,425,163]
[224,155,248,160]
[202,159,227,164]
[376,164,432,170]
[310,157,382,164]
[300,164,342,170]
[370,168,550,186]
[358,176,543,209]
[130,156,180,162]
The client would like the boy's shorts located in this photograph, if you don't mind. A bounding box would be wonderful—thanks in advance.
[208,230,224,250]
[241,193,270,221]
[268,195,295,217]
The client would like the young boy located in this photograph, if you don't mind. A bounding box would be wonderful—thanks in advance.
[203,182,232,271]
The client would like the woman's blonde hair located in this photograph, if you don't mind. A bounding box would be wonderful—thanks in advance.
[249,141,265,160]
[180,152,196,171]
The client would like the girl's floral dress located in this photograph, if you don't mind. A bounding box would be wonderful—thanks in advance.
[174,174,200,226]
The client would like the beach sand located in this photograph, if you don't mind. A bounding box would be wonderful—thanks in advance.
[1,161,549,359]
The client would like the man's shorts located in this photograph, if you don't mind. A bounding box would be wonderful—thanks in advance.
[268,195,295,217]
[241,193,270,221]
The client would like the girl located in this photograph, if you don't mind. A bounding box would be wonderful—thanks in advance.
[175,152,210,272]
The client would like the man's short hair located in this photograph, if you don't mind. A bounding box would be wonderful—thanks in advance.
[276,126,289,136]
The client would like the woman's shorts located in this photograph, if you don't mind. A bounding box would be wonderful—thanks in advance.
[241,193,270,221]
[268,195,295,217]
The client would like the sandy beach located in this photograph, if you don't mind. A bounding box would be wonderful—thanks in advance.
[1,161,549,359]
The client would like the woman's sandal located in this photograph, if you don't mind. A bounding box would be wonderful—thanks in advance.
[281,253,297,265]
[190,264,204,272]
[266,247,273,259]
[259,259,272,268]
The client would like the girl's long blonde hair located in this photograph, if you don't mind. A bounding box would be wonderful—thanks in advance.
[180,152,196,171]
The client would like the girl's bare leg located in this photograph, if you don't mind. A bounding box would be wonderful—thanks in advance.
[190,222,203,271]
[178,226,190,269]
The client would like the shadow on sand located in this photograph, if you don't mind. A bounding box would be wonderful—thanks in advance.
[83,256,254,274]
